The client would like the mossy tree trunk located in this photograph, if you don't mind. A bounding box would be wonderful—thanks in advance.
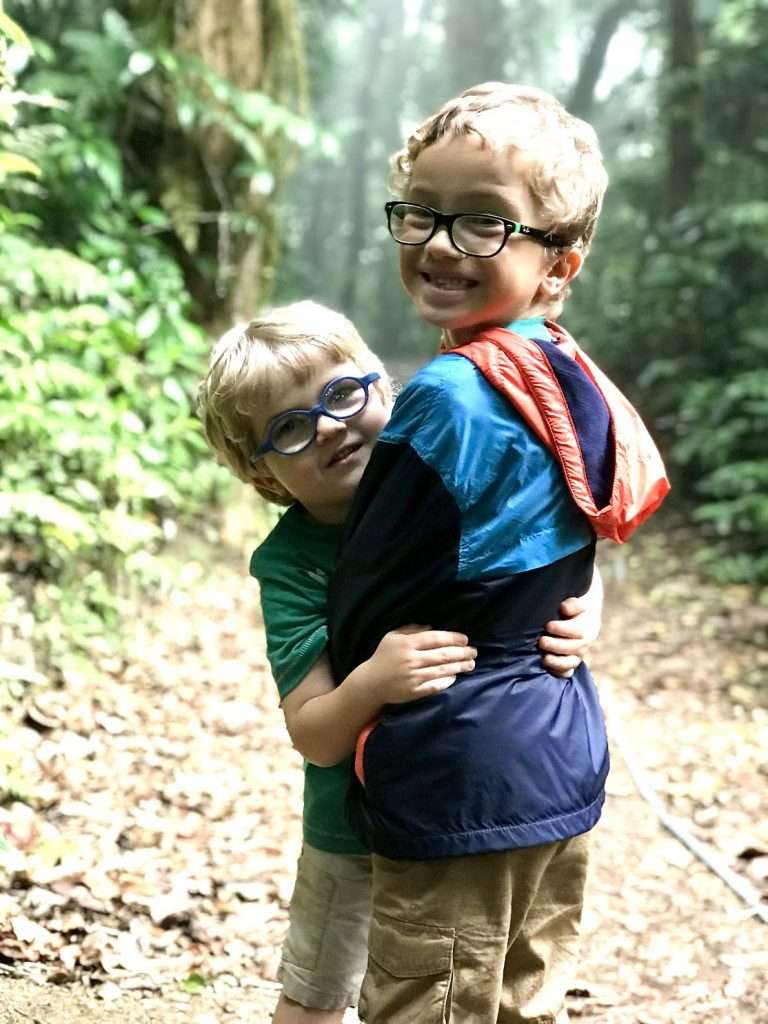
[132,0,307,330]
[338,0,404,321]
[661,0,701,216]
[568,0,639,121]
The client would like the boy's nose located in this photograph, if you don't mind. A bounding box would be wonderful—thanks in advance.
[423,225,463,259]
[315,414,346,444]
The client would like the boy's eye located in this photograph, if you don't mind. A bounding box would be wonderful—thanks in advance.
[457,215,505,236]
[272,414,310,446]
[393,206,433,235]
[325,379,365,412]
[404,210,432,228]
[326,384,355,406]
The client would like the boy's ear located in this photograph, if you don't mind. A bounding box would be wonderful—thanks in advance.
[246,464,293,505]
[539,247,583,300]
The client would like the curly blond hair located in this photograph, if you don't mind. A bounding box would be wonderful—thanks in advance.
[390,82,608,255]
[197,301,391,506]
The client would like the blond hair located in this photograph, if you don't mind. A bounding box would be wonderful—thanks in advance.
[390,82,608,255]
[197,300,391,506]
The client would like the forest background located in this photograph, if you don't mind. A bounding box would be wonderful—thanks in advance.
[1,0,767,684]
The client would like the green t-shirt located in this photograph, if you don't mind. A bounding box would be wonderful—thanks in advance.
[249,504,368,855]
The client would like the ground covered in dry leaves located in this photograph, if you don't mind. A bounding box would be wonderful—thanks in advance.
[1,509,767,1023]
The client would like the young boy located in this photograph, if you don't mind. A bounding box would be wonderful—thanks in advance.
[197,300,603,1024]
[325,84,669,1023]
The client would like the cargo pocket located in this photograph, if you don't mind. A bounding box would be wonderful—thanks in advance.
[359,913,454,1024]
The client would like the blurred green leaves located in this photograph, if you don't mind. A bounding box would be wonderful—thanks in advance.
[570,0,768,586]
[0,7,229,669]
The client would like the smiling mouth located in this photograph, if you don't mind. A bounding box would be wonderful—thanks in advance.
[421,271,476,291]
[327,443,362,468]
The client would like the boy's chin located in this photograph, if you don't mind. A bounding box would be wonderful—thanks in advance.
[417,308,470,333]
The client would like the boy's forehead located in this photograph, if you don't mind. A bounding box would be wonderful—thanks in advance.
[263,358,365,416]
[408,134,538,213]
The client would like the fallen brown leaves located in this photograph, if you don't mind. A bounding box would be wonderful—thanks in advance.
[1,534,303,1007]
[1,511,767,1023]
[574,522,768,1022]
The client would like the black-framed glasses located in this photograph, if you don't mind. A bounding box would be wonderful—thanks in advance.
[251,372,381,459]
[385,201,566,257]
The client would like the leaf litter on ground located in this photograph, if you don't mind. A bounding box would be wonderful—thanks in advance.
[1,506,767,1022]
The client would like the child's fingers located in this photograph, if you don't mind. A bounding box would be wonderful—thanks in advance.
[417,658,475,680]
[412,675,458,696]
[538,634,584,655]
[413,629,472,650]
[418,645,477,668]
[559,595,586,617]
[542,652,580,678]
[396,674,458,703]
[550,667,576,680]
[541,617,584,639]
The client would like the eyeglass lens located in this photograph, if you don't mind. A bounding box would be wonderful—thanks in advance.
[270,378,369,454]
[389,204,507,257]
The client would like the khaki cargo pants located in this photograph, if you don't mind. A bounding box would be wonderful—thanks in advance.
[359,834,589,1024]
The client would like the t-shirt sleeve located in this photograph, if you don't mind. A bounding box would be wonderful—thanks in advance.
[249,506,341,701]
[256,572,328,701]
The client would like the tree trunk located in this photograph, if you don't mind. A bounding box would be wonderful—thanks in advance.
[662,0,701,215]
[442,0,510,96]
[186,0,306,326]
[337,0,402,319]
[568,0,638,120]
[133,0,306,329]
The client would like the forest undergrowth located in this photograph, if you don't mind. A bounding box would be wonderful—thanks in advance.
[1,506,767,1024]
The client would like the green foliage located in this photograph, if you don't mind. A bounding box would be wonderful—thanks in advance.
[0,199,225,659]
[0,0,338,673]
[569,0,768,585]
[0,1,40,180]
[671,371,768,583]
[179,973,209,995]
[11,4,327,318]
[0,11,230,668]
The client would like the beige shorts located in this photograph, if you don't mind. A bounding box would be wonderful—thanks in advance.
[359,834,590,1024]
[279,843,372,1010]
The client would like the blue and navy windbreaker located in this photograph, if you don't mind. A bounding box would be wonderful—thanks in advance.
[326,327,614,861]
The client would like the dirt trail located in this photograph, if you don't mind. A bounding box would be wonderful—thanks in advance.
[1,511,767,1023]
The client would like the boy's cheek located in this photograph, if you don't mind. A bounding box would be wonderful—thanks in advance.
[398,248,418,288]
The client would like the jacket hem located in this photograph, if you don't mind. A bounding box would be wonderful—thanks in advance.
[362,790,605,861]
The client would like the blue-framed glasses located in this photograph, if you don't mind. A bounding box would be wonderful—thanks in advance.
[251,372,381,459]
[385,201,566,256]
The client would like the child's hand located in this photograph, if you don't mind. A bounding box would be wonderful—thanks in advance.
[538,576,603,679]
[365,625,477,703]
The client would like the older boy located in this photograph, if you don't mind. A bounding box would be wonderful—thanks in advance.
[197,300,601,1024]
[326,84,669,1022]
